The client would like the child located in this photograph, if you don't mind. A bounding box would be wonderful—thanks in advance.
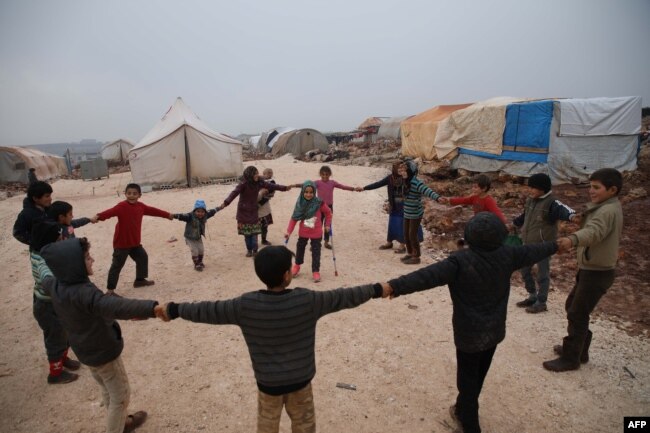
[28,167,38,185]
[359,162,419,253]
[512,173,576,313]
[543,168,623,372]
[383,212,562,433]
[158,245,388,433]
[40,237,162,433]
[47,200,92,240]
[173,199,219,271]
[27,219,81,384]
[285,180,332,282]
[91,183,173,294]
[13,180,52,247]
[219,166,290,257]
[439,174,507,224]
[258,168,276,246]
[400,160,442,265]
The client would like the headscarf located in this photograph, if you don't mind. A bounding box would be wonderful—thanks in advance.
[388,162,404,187]
[242,166,258,184]
[403,159,418,192]
[291,180,323,220]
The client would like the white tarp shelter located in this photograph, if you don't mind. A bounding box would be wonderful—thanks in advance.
[101,138,134,163]
[0,146,68,183]
[377,116,413,141]
[129,97,244,187]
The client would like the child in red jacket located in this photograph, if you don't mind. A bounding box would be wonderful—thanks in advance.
[439,174,507,224]
[91,183,172,294]
[285,181,332,283]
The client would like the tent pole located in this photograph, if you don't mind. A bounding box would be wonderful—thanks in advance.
[184,127,192,187]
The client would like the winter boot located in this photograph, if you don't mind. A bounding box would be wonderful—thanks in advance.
[525,302,547,313]
[516,296,536,308]
[62,349,81,371]
[198,255,205,269]
[47,359,79,384]
[553,330,591,364]
[192,256,202,271]
[543,338,582,372]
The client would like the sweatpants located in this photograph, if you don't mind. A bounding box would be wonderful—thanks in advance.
[455,346,497,433]
[257,383,315,433]
[89,356,131,433]
[107,246,148,290]
[295,238,322,272]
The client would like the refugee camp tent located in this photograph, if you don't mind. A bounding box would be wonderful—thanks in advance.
[0,146,68,183]
[451,96,641,183]
[270,129,329,157]
[376,116,413,141]
[101,138,134,163]
[257,127,296,153]
[129,97,244,187]
[401,104,473,160]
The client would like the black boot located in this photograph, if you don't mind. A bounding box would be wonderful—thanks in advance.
[553,330,591,363]
[543,337,581,372]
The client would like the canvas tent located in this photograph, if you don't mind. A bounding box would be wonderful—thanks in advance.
[257,127,296,153]
[129,97,244,187]
[270,129,329,157]
[401,104,473,160]
[376,116,413,141]
[0,146,68,183]
[451,96,641,183]
[101,138,134,163]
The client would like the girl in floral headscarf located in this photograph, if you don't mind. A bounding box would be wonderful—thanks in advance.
[219,166,291,257]
[284,180,332,282]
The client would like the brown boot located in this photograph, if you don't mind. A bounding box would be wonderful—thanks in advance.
[553,331,591,364]
[542,356,580,372]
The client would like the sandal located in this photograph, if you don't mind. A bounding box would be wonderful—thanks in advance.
[123,411,147,433]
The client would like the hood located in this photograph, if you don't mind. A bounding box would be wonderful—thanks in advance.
[464,212,507,251]
[23,196,35,209]
[40,238,89,284]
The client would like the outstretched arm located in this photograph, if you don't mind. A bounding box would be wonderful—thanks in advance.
[312,284,382,319]
[387,257,458,298]
[164,298,242,325]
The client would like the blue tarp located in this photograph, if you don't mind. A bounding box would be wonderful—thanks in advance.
[458,148,548,163]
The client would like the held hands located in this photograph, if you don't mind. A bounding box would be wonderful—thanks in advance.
[437,196,449,205]
[556,237,574,254]
[284,233,290,240]
[380,282,393,298]
[90,214,100,224]
[354,186,363,192]
[167,214,174,220]
[154,303,170,322]
[569,213,583,225]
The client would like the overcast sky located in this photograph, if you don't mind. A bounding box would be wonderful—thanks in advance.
[1,0,649,146]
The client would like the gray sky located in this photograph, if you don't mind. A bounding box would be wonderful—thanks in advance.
[1,0,649,146]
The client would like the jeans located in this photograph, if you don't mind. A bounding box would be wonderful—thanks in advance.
[519,256,551,303]
[245,234,259,252]
[295,238,322,272]
[89,356,131,433]
[107,246,148,290]
[257,383,315,433]
[403,217,422,257]
[455,346,497,433]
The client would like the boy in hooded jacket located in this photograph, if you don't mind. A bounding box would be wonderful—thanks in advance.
[173,199,219,271]
[40,237,163,433]
[382,212,563,433]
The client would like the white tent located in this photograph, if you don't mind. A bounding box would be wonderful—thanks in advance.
[101,138,135,163]
[129,98,244,187]
[0,146,68,183]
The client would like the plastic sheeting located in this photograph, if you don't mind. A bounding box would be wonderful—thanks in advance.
[376,116,413,140]
[558,97,641,136]
[503,100,553,155]
[101,139,134,162]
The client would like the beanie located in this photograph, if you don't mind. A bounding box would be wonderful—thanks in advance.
[464,212,507,251]
[527,173,551,193]
[193,200,207,211]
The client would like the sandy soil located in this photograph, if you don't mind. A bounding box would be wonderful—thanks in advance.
[0,155,648,433]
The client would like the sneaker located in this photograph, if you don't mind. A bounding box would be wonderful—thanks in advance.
[261,240,272,246]
[47,370,79,385]
[194,264,203,272]
[525,302,548,314]
[399,254,412,262]
[403,257,421,265]
[515,298,536,308]
[313,272,321,282]
[324,241,332,250]
[123,411,148,433]
[133,279,155,288]
[63,357,81,371]
[291,264,301,276]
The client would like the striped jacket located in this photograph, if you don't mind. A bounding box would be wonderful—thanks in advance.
[31,251,53,301]
[172,284,380,389]
[404,177,440,219]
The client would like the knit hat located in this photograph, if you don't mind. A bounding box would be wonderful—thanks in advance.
[193,200,207,211]
[527,173,551,193]
[464,212,507,251]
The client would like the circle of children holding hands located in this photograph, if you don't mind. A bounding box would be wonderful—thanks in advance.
[12,162,624,433]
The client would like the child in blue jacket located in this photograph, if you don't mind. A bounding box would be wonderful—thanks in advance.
[173,200,219,271]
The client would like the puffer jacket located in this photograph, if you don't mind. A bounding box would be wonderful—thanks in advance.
[174,208,218,241]
[40,238,158,366]
[389,212,557,353]
[13,196,48,249]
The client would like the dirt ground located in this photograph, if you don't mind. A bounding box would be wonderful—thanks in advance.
[0,155,648,433]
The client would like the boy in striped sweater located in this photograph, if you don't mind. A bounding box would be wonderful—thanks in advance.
[159,246,388,433]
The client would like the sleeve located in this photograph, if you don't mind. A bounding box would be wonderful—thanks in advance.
[388,257,458,298]
[174,212,192,222]
[258,189,270,205]
[548,200,576,223]
[71,217,91,228]
[263,180,289,192]
[223,183,244,206]
[511,241,558,269]
[449,196,474,206]
[143,204,171,219]
[333,180,355,191]
[363,176,390,191]
[569,209,615,247]
[312,285,377,319]
[513,211,525,227]
[286,218,298,235]
[83,286,158,320]
[12,211,30,245]
[484,196,508,224]
[415,180,440,201]
[97,204,120,221]
[206,209,218,219]
[175,298,241,325]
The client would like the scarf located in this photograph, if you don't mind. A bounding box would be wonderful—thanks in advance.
[291,180,323,220]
